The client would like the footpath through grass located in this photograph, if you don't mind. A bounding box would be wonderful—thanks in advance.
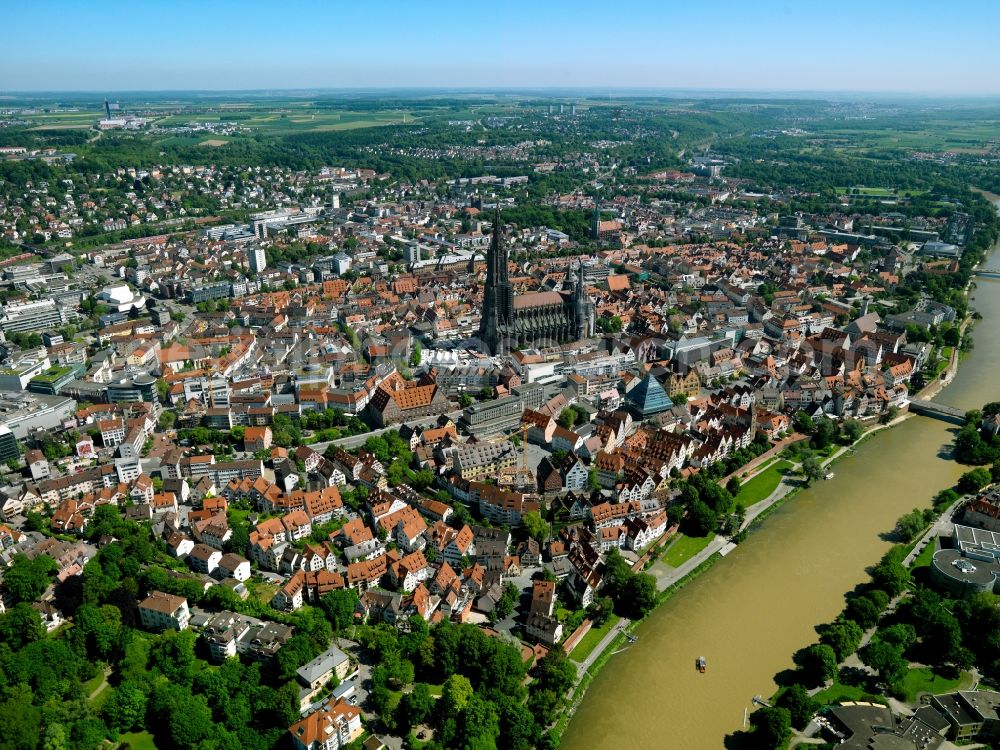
[734,460,793,507]
[661,534,713,567]
[569,615,620,663]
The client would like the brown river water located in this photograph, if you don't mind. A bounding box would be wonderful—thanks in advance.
[562,232,1000,749]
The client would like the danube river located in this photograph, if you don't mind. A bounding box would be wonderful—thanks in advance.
[562,234,1000,748]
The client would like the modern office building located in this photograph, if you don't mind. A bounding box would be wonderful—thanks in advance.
[0,299,75,333]
[625,374,674,420]
[27,365,81,396]
[459,382,545,437]
[0,357,52,392]
[187,282,232,304]
[932,525,1000,599]
[0,424,20,463]
[107,374,158,403]
[0,392,77,439]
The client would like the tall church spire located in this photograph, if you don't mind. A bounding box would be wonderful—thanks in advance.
[478,207,513,354]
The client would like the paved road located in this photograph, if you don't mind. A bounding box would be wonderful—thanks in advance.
[575,618,632,676]
[649,535,727,591]
[902,496,966,567]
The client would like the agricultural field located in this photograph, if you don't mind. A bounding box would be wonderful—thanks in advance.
[810,117,1000,153]
[21,109,99,129]
[151,107,418,134]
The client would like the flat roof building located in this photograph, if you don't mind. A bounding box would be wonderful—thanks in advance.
[931,525,1000,598]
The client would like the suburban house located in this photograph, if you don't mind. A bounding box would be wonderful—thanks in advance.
[188,543,222,575]
[289,699,363,750]
[244,426,273,452]
[138,591,191,631]
[216,553,251,581]
[296,645,353,709]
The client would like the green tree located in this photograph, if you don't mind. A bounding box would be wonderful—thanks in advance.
[878,623,917,653]
[457,694,500,750]
[522,510,549,543]
[910,590,967,667]
[776,684,818,730]
[41,723,68,750]
[894,508,927,542]
[684,500,717,536]
[622,573,658,620]
[2,553,58,603]
[169,690,214,747]
[861,640,907,688]
[588,466,601,491]
[841,419,864,444]
[845,595,883,630]
[958,467,992,494]
[0,684,42,750]
[800,455,824,485]
[749,706,792,749]
[793,643,837,686]
[811,416,838,450]
[276,633,319,681]
[0,602,46,649]
[399,682,434,731]
[105,682,148,732]
[820,619,863,662]
[149,628,198,685]
[532,648,577,700]
[871,549,911,596]
[792,412,815,434]
[934,488,960,510]
[319,589,360,633]
[441,673,474,719]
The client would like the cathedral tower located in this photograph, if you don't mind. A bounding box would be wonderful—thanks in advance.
[478,209,514,353]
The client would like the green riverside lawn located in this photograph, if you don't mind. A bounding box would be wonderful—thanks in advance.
[734,460,793,507]
[910,540,938,570]
[660,534,714,568]
[570,615,621,663]
[810,680,869,706]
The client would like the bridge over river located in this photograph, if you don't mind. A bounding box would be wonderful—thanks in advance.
[907,398,968,425]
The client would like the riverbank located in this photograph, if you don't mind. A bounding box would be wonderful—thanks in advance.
[742,473,981,749]
[561,201,1000,749]
[555,416,909,743]
[564,293,973,719]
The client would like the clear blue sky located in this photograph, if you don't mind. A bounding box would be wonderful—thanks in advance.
[4,0,999,94]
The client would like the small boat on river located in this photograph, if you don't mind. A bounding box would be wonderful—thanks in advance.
[696,656,707,673]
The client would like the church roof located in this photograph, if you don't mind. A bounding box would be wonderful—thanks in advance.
[513,291,564,310]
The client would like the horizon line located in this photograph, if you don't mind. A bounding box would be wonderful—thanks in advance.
[3,85,1000,99]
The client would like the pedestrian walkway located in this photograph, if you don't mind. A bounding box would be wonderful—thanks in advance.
[575,618,631,676]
